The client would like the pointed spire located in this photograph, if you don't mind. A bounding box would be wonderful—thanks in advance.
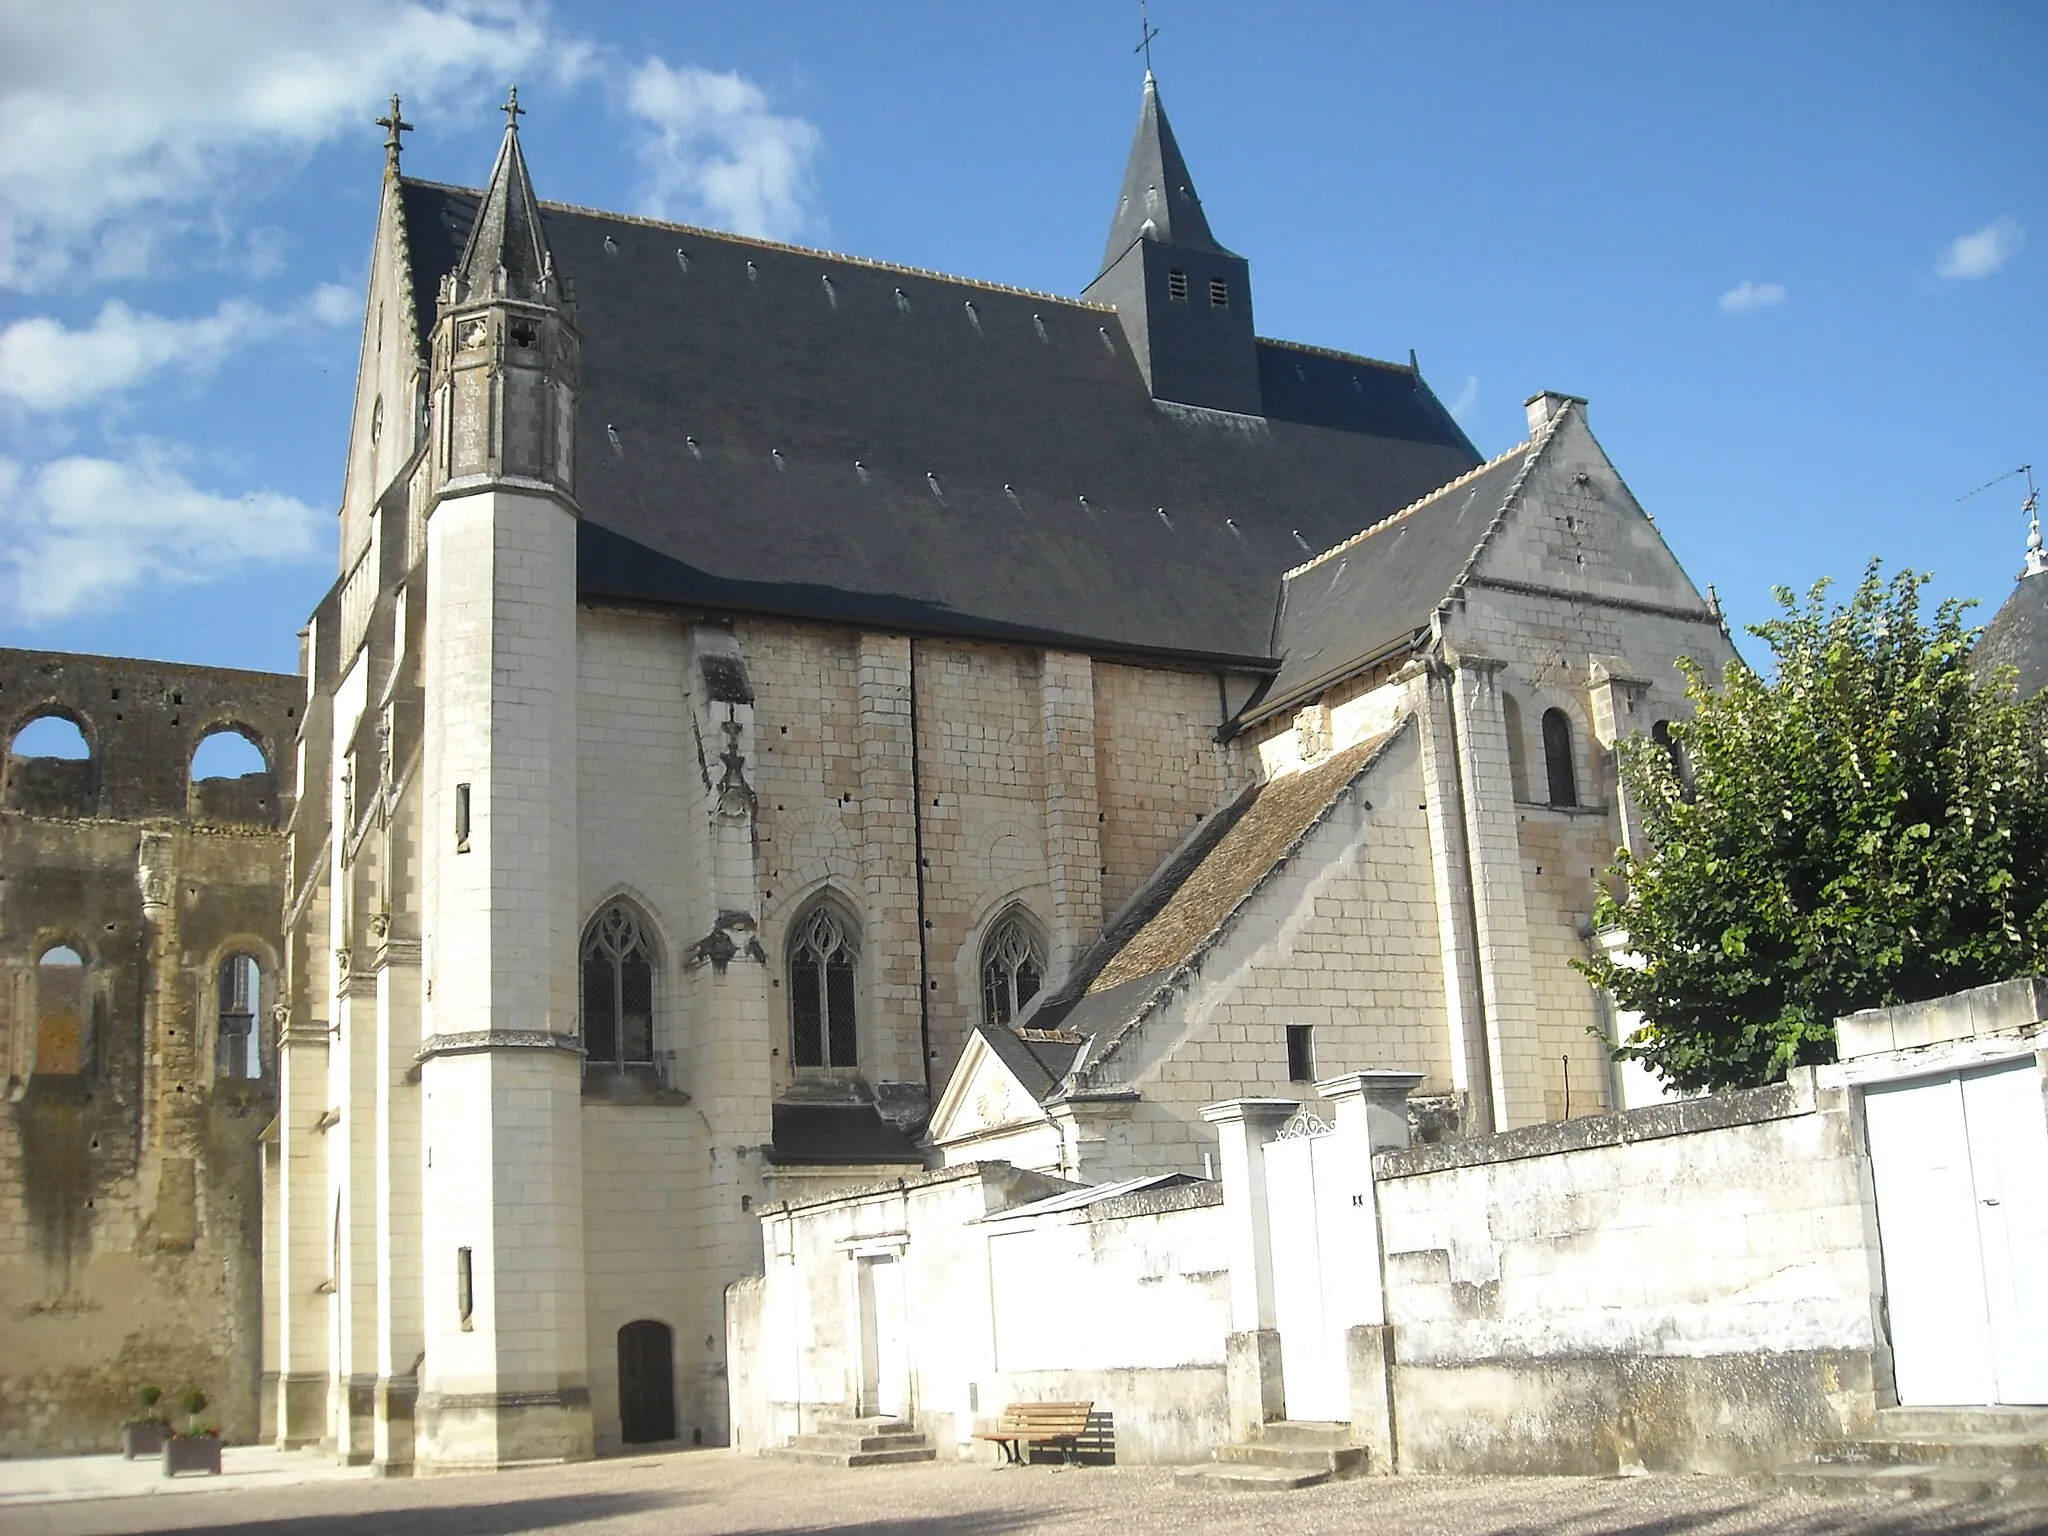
[454,86,555,304]
[1099,73,1231,274]
[2023,469,2045,578]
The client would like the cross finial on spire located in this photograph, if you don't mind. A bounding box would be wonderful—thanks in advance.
[502,85,525,131]
[375,93,413,170]
[1135,0,1160,74]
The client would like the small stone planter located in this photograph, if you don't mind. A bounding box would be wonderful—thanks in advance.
[162,1436,222,1477]
[122,1423,169,1459]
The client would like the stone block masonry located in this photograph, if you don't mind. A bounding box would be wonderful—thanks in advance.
[0,647,300,1453]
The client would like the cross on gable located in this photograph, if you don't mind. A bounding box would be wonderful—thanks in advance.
[375,94,413,164]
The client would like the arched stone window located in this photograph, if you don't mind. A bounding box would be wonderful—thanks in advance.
[981,910,1046,1028]
[1651,719,1694,800]
[7,713,99,817]
[581,903,656,1068]
[217,953,262,1080]
[1542,707,1579,808]
[35,944,86,1076]
[788,900,859,1068]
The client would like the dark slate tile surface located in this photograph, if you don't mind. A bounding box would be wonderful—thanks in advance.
[399,181,1480,664]
[1975,572,2048,699]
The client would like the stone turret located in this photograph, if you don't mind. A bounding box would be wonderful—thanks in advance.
[429,87,579,501]
[414,91,592,1472]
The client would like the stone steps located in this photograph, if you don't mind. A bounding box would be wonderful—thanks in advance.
[1176,1421,1366,1493]
[1767,1407,2048,1501]
[766,1416,935,1469]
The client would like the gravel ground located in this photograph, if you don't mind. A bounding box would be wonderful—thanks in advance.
[8,1451,2048,1536]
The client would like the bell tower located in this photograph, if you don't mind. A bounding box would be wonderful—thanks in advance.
[1083,73,1262,417]
[414,89,592,1471]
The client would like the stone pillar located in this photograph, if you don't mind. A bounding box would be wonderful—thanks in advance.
[274,999,332,1447]
[1589,659,1652,857]
[856,634,925,1087]
[1445,653,1542,1130]
[1040,652,1103,985]
[1201,1097,1296,1434]
[372,936,423,1474]
[679,625,773,1446]
[1407,662,1493,1135]
[1317,1070,1420,1473]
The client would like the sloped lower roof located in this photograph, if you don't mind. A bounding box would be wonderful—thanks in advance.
[1024,727,1401,1059]
[1975,571,2048,698]
[766,1103,922,1166]
[397,181,1479,663]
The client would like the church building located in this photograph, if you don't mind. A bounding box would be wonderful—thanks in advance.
[262,71,1735,1473]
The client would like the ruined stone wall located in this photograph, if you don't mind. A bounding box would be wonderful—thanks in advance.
[0,648,299,1452]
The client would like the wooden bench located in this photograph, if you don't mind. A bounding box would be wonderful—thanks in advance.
[973,1400,1095,1465]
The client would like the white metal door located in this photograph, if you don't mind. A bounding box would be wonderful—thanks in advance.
[1962,1065,2048,1404]
[856,1255,909,1419]
[1865,1063,2048,1406]
[1264,1115,1350,1422]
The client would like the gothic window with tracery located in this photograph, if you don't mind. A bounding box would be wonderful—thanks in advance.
[581,903,655,1067]
[981,912,1046,1028]
[788,902,859,1068]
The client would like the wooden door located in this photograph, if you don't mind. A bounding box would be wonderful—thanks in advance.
[618,1319,676,1444]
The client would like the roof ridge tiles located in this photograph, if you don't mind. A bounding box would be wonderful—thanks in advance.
[1284,435,1534,580]
[1438,399,1572,612]
[402,176,1114,312]
[1256,336,1414,375]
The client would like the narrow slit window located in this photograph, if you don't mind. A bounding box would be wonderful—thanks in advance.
[457,1246,474,1329]
[454,782,471,852]
[1167,268,1188,301]
[1286,1023,1315,1084]
[1542,709,1579,808]
[1209,277,1229,309]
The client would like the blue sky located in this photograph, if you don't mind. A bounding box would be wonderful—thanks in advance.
[1,2,2041,680]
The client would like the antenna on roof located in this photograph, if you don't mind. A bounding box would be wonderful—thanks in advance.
[1135,0,1160,74]
[1959,465,2043,577]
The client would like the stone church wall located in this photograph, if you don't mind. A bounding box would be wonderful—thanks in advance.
[0,648,298,1453]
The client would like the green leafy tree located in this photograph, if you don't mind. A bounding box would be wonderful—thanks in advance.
[1576,563,2048,1091]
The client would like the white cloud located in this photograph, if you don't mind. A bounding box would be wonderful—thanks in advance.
[1937,216,2025,280]
[1448,375,1478,421]
[0,0,569,288]
[1719,280,1786,315]
[624,59,820,239]
[0,288,354,412]
[0,446,324,622]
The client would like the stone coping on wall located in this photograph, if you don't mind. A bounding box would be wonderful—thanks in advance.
[755,1159,1078,1220]
[1836,976,2048,1061]
[1087,1177,1222,1223]
[1373,1071,1823,1180]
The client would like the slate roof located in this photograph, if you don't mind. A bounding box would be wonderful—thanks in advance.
[1264,438,1541,712]
[766,1103,922,1166]
[1975,572,2048,699]
[397,180,1480,665]
[1018,727,1403,1075]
